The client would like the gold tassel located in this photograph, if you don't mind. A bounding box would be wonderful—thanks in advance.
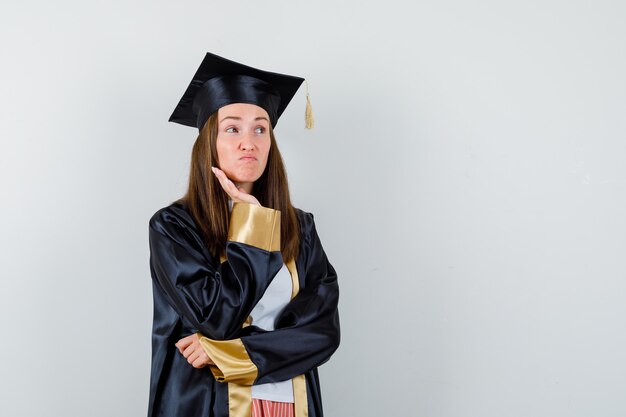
[304,80,314,129]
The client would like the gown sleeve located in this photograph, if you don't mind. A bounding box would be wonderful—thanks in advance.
[149,202,284,340]
[199,211,340,385]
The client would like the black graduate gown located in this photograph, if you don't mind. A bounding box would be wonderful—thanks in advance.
[147,201,340,417]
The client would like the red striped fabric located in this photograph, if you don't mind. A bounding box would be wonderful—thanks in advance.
[252,399,295,417]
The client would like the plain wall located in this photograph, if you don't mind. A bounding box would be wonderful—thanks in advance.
[1,1,625,416]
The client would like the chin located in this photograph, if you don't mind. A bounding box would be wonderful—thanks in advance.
[229,171,263,184]
[220,162,266,184]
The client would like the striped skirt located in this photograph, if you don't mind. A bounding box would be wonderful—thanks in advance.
[252,399,295,417]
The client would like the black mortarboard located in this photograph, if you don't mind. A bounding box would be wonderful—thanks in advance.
[169,52,306,131]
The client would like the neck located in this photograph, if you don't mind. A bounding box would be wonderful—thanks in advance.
[234,181,254,194]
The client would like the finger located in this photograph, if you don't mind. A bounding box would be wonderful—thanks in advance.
[222,177,237,196]
[193,350,210,368]
[178,334,194,345]
[176,336,193,351]
[192,356,207,368]
[214,168,243,198]
[212,167,231,190]
[211,167,227,188]
[187,349,200,364]
[224,182,245,203]
[211,166,224,177]
[212,168,239,200]
[189,346,206,363]
[182,343,196,359]
[187,348,209,368]
[223,177,243,199]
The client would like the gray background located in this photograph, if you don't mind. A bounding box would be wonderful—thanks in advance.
[2,0,625,416]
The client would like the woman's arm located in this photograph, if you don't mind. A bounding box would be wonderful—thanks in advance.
[149,202,283,340]
[197,212,340,385]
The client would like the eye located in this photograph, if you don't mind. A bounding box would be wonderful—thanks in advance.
[254,126,266,134]
[225,127,238,133]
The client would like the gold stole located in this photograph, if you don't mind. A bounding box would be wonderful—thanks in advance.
[226,258,308,417]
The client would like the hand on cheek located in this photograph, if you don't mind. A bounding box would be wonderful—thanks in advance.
[211,167,261,206]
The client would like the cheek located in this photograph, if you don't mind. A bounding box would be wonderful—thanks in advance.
[260,139,271,162]
[215,138,231,166]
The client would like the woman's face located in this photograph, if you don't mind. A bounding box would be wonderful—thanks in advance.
[215,103,271,192]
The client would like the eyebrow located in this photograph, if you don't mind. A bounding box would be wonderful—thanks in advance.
[219,116,270,123]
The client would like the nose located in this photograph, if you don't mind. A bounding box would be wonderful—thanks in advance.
[240,131,255,151]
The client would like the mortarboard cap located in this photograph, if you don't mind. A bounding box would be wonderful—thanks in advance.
[169,52,306,131]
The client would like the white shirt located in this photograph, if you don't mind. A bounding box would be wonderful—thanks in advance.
[249,263,294,403]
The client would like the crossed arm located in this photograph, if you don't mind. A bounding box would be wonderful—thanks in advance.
[155,167,339,383]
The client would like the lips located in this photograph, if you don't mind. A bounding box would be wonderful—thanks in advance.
[239,156,257,161]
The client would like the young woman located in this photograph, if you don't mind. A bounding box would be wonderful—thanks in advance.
[147,52,340,417]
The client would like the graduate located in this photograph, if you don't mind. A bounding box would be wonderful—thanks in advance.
[147,52,340,417]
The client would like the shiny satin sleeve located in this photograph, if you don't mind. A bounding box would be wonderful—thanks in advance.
[199,211,340,385]
[149,202,284,340]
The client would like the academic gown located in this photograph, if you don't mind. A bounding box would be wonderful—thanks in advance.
[147,201,340,417]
